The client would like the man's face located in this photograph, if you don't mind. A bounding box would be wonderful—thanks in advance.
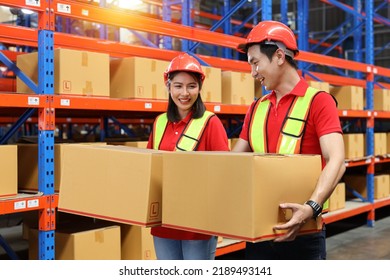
[247,45,280,91]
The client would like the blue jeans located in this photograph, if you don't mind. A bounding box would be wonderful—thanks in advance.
[245,228,327,260]
[153,236,218,260]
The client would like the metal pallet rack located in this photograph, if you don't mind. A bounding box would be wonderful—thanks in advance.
[0,0,389,259]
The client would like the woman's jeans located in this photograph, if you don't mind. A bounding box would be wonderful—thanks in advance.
[153,236,218,260]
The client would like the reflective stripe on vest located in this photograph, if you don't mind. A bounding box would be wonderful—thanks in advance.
[249,87,319,154]
[153,111,215,151]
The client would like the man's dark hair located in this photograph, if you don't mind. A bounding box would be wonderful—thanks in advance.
[247,43,298,69]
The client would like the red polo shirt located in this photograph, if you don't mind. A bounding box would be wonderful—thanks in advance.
[147,111,229,240]
[240,78,342,167]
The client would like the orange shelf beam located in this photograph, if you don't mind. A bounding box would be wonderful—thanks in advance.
[51,95,249,115]
[54,0,244,50]
[0,194,58,216]
[374,198,390,209]
[0,0,44,11]
[338,109,371,118]
[216,241,246,257]
[322,203,373,224]
[0,93,46,108]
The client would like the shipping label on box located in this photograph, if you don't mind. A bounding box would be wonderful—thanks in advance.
[162,152,322,243]
[58,145,163,227]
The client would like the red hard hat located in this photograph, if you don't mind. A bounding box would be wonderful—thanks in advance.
[164,53,205,83]
[237,20,299,57]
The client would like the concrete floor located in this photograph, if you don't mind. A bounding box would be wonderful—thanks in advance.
[1,207,390,260]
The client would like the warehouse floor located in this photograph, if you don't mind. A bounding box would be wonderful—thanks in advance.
[1,206,390,260]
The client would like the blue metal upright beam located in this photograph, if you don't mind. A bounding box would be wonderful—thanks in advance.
[353,0,363,79]
[181,0,192,52]
[223,0,232,58]
[297,0,309,70]
[365,0,375,228]
[37,0,56,260]
[261,0,272,21]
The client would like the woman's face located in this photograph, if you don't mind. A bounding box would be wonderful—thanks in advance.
[168,72,200,119]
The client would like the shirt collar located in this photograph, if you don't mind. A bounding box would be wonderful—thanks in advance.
[260,77,309,102]
[173,111,193,125]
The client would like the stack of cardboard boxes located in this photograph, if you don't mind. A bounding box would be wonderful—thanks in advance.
[16,48,255,105]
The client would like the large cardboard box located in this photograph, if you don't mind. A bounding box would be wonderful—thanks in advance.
[307,81,330,93]
[201,66,222,103]
[17,48,109,96]
[121,225,156,260]
[17,143,105,192]
[343,133,365,159]
[58,145,163,227]
[344,174,390,200]
[222,71,254,105]
[29,224,121,260]
[0,145,17,197]
[162,152,323,242]
[364,133,387,156]
[110,57,169,100]
[18,144,62,192]
[373,89,390,111]
[328,182,346,212]
[109,141,148,149]
[330,86,364,110]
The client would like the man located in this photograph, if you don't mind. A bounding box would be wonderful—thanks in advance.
[233,20,346,259]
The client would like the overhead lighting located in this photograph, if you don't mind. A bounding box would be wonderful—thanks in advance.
[105,0,143,10]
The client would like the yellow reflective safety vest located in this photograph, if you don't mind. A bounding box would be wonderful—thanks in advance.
[249,86,319,154]
[152,111,215,151]
[248,86,329,212]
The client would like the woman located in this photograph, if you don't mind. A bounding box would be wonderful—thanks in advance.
[147,53,229,260]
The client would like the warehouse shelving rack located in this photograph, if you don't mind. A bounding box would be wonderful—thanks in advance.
[0,0,389,259]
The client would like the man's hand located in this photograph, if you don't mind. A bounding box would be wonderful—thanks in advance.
[273,202,313,242]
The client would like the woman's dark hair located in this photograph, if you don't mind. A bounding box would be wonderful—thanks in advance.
[166,71,206,122]
[247,43,298,70]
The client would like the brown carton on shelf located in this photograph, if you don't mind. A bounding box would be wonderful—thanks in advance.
[29,223,121,260]
[162,152,323,242]
[344,174,390,200]
[307,81,330,93]
[17,143,106,193]
[110,57,169,100]
[364,132,387,156]
[120,225,156,260]
[201,66,222,103]
[222,71,254,105]
[58,145,163,227]
[17,48,109,96]
[0,145,17,197]
[343,133,365,159]
[373,89,390,111]
[328,182,346,212]
[330,85,364,110]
